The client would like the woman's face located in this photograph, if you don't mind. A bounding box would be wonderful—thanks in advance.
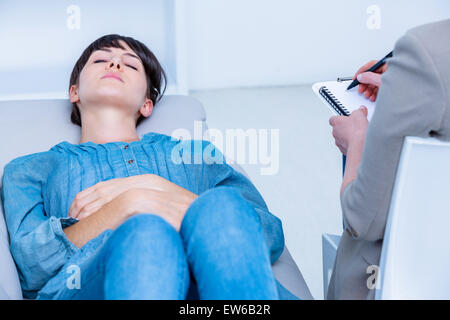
[71,40,151,120]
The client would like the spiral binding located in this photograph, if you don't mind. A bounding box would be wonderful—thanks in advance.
[319,86,350,116]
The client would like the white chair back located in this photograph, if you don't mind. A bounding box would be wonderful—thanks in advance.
[376,136,450,299]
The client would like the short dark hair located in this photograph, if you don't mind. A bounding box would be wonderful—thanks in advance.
[69,34,166,127]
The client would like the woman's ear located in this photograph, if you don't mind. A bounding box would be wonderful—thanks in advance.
[139,98,154,118]
[69,85,80,103]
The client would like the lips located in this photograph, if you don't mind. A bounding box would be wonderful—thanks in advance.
[101,72,123,82]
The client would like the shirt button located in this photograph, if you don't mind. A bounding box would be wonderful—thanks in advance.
[128,159,134,164]
[345,228,352,237]
[124,145,129,150]
[345,227,359,238]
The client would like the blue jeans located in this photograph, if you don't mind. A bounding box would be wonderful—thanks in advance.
[51,187,283,299]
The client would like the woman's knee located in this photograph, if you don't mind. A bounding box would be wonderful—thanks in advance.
[181,187,261,239]
[101,214,190,299]
[106,213,183,254]
[192,186,258,220]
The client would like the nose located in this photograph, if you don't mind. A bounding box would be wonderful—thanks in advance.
[107,57,122,71]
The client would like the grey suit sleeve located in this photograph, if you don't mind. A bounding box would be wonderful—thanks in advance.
[341,31,447,241]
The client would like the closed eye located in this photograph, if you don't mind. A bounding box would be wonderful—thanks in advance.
[94,60,137,70]
[126,64,138,71]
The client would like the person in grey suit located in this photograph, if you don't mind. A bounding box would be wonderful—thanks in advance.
[327,18,450,299]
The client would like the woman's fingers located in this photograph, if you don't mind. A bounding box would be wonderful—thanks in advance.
[377,63,388,73]
[77,199,105,220]
[74,181,104,200]
[69,178,131,218]
[358,83,368,93]
[353,60,386,100]
[68,181,105,215]
[358,106,369,117]
[353,60,378,80]
[369,88,378,101]
[364,88,373,99]
[359,83,379,101]
[363,84,376,99]
[357,72,382,87]
[329,115,341,126]
[68,187,93,213]
[70,191,100,218]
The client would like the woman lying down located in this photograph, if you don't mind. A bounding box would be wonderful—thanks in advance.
[1,34,296,300]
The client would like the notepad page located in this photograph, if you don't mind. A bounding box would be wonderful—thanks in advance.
[312,81,376,121]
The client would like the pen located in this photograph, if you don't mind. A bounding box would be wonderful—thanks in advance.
[337,77,353,82]
[346,50,394,91]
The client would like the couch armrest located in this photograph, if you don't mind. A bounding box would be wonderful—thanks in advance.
[0,203,23,299]
[322,233,341,298]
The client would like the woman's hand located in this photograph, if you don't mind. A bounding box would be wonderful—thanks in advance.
[124,188,198,231]
[329,106,369,155]
[69,175,142,219]
[69,174,197,220]
[353,60,388,102]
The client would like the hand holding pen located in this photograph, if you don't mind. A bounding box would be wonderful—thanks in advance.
[347,51,393,102]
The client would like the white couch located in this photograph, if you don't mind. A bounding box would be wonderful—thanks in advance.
[0,95,312,300]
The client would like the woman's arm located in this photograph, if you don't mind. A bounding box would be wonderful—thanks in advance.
[331,31,446,241]
[2,156,81,296]
[341,136,365,194]
[65,184,198,248]
[63,190,134,248]
[330,107,369,194]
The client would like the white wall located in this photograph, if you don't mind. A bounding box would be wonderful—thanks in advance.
[185,0,450,90]
[0,0,184,99]
[2,1,448,97]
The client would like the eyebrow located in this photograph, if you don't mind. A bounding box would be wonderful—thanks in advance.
[97,48,140,61]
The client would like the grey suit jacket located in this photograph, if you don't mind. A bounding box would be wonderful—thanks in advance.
[327,19,450,300]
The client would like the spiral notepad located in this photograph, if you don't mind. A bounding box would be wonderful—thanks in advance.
[312,81,376,121]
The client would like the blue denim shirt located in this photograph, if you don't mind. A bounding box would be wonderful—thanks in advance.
[1,132,284,299]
